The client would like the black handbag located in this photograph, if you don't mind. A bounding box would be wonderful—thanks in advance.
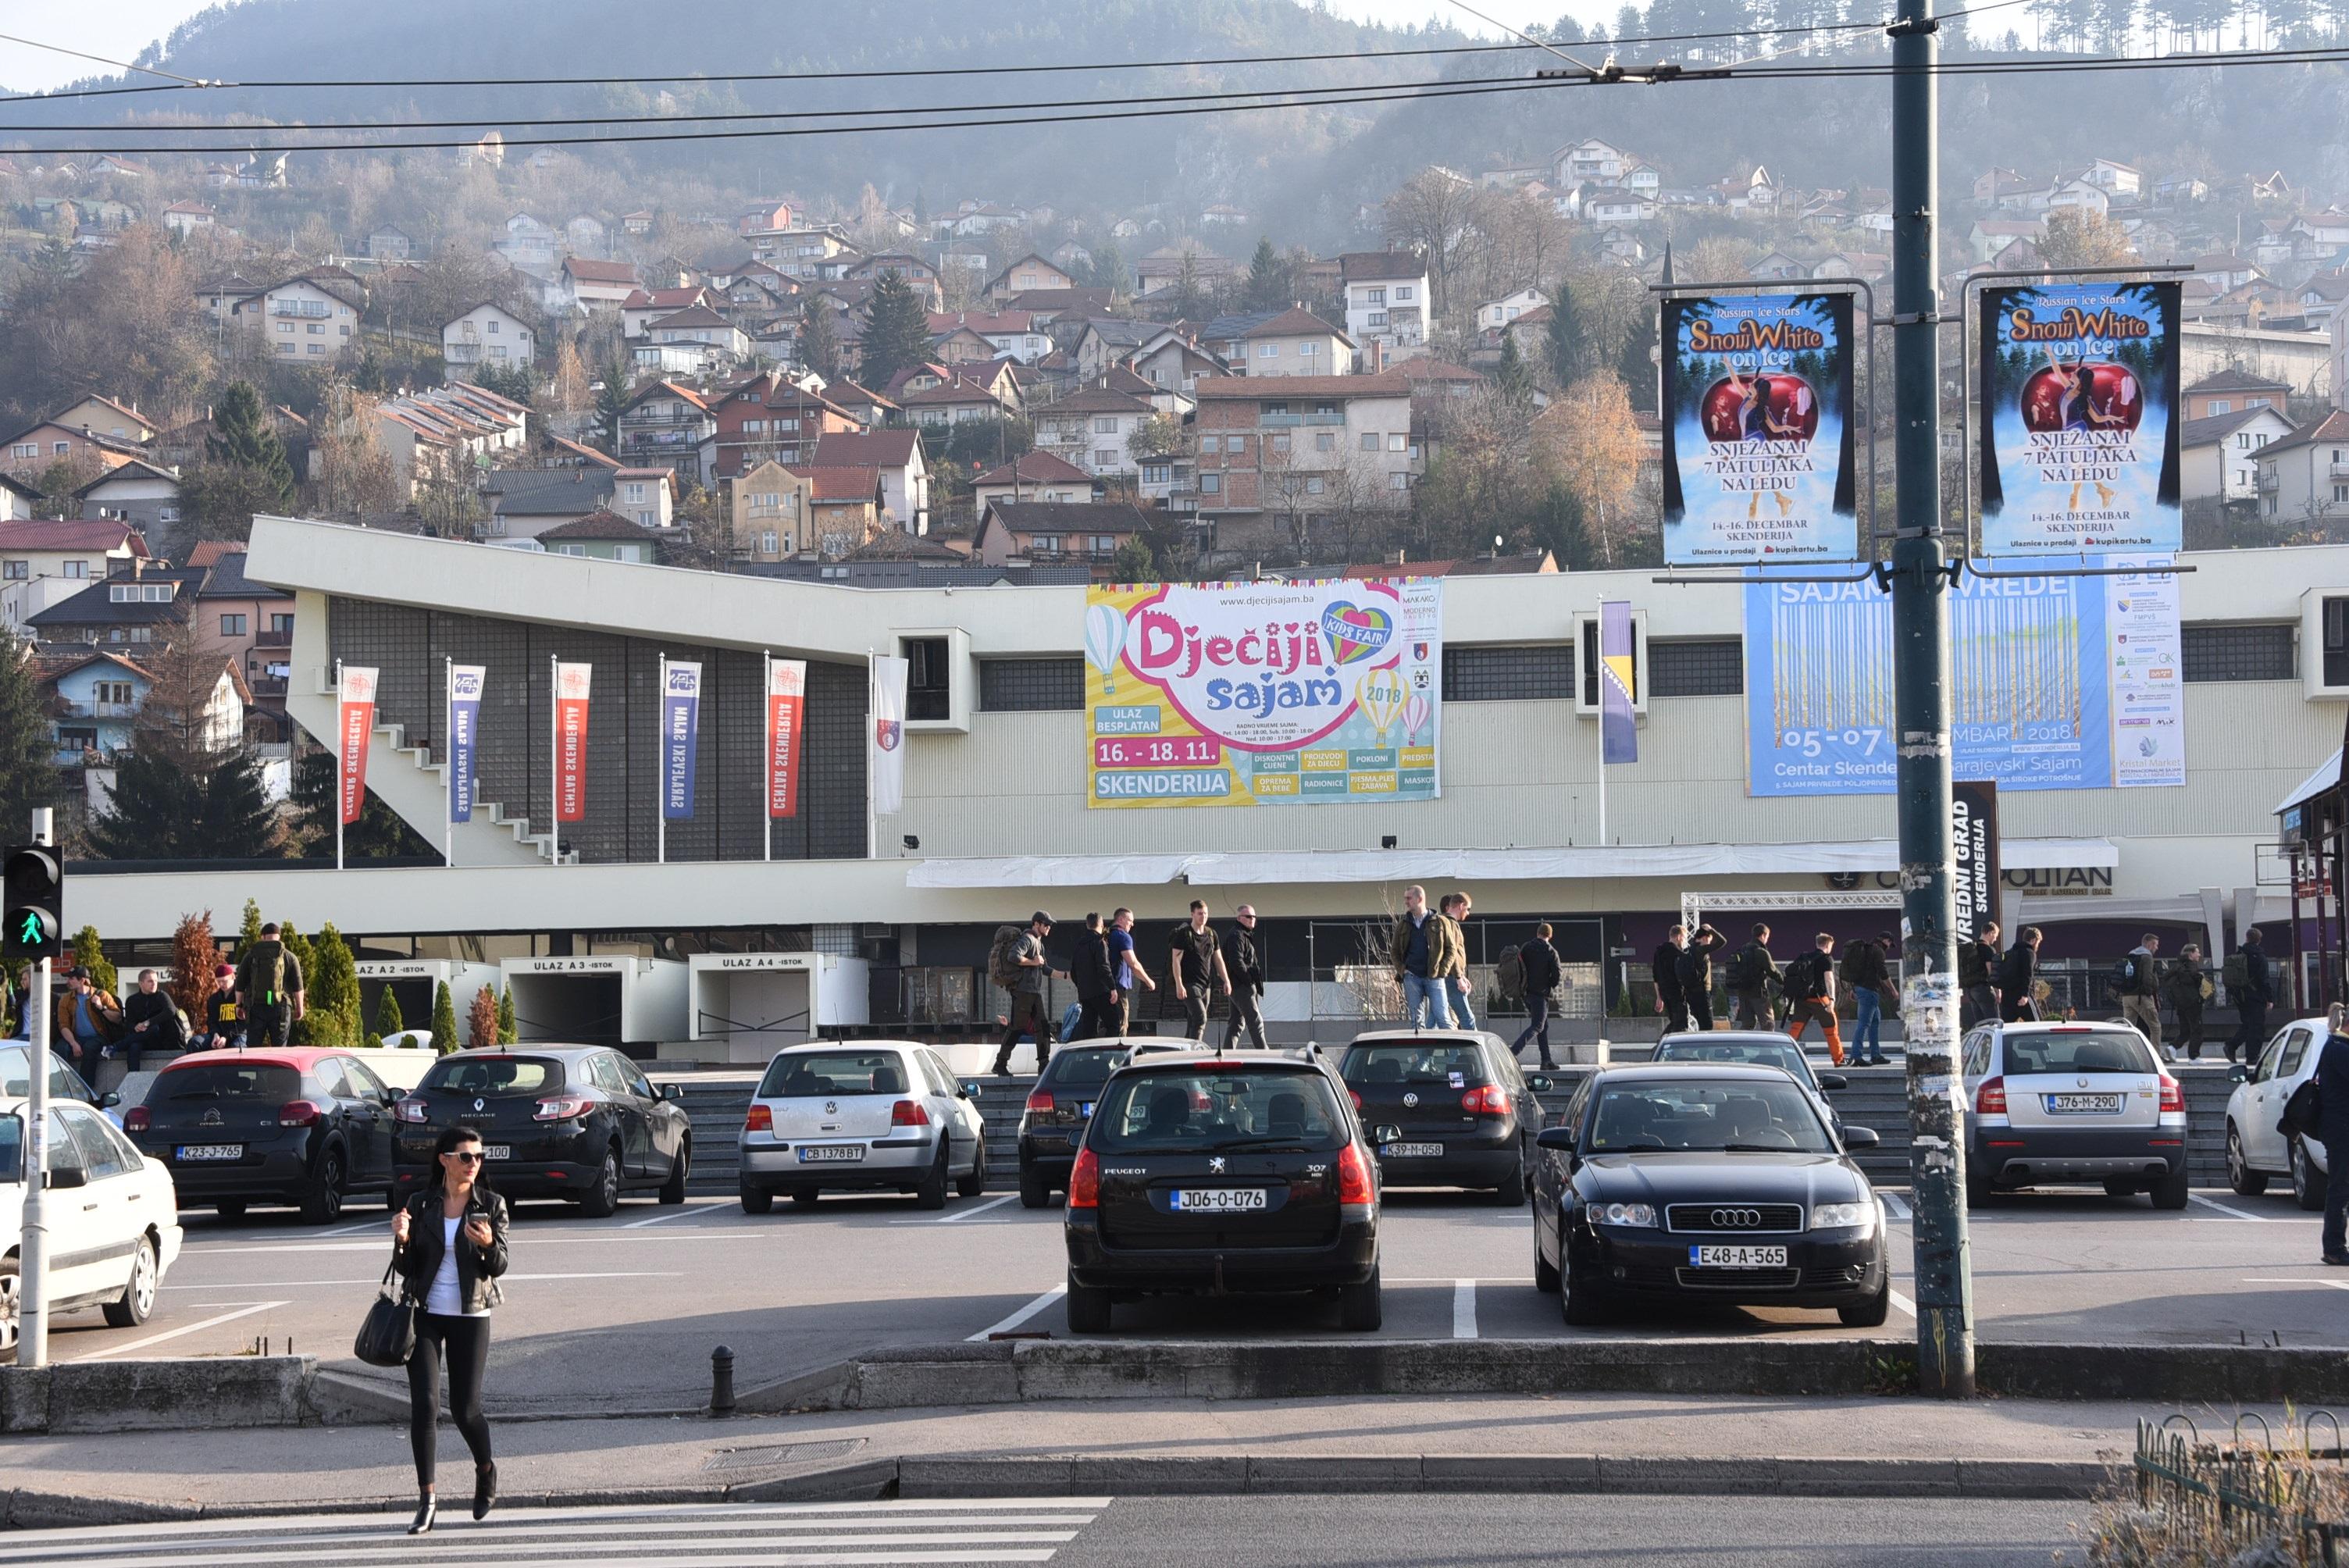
[354,1260,416,1367]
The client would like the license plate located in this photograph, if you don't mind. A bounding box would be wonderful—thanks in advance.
[2044,1092,2123,1114]
[483,1146,512,1161]
[175,1144,241,1161]
[1079,1103,1095,1117]
[1380,1142,1444,1159]
[1171,1188,1267,1213]
[1689,1245,1788,1267]
[798,1144,866,1163]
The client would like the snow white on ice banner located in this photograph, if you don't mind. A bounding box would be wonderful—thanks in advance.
[1978,280,2181,556]
[1659,291,1859,566]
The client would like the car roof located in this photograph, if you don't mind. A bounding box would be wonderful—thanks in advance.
[1346,1028,1503,1048]
[1656,1031,1801,1049]
[159,1046,346,1071]
[764,1039,929,1059]
[1585,1063,1811,1084]
[434,1045,615,1061]
[1108,1049,1326,1072]
[1987,1021,2147,1036]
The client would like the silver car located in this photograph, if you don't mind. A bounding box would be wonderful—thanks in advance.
[739,1042,989,1213]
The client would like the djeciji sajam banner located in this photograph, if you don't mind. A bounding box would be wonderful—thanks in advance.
[1082,579,1442,808]
[1659,292,1859,566]
[1978,281,2182,557]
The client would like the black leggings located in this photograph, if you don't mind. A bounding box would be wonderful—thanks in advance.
[408,1312,493,1488]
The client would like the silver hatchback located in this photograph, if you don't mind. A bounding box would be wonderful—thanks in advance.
[738,1042,989,1213]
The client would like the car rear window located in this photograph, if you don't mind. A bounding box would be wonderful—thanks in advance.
[1587,1078,1835,1154]
[1655,1039,1810,1080]
[1341,1042,1490,1088]
[1091,1067,1348,1153]
[758,1051,917,1098]
[2002,1030,2155,1076]
[162,1062,301,1102]
[421,1057,565,1096]
[1041,1049,1125,1088]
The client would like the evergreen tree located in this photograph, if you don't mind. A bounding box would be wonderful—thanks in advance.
[291,735,431,858]
[1169,252,1207,321]
[429,979,459,1054]
[240,897,264,950]
[1089,238,1125,297]
[372,983,404,1041]
[308,921,361,1049]
[71,925,116,995]
[595,352,633,448]
[205,381,296,508]
[1545,283,1584,390]
[858,270,932,390]
[1496,333,1535,404]
[86,744,278,859]
[1241,237,1292,313]
[800,299,840,380]
[0,638,60,835]
[497,983,516,1044]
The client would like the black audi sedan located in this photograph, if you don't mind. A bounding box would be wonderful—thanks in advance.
[1531,1064,1889,1328]
[1018,1041,1135,1208]
[1064,1049,1382,1334]
[1338,1029,1549,1203]
[394,1046,693,1217]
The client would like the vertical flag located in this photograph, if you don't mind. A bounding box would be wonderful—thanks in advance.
[1599,600,1637,764]
[870,654,908,817]
[447,664,485,823]
[337,665,379,825]
[661,661,700,821]
[554,661,592,823]
[767,658,807,818]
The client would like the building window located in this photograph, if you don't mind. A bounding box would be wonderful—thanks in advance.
[219,613,247,636]
[1306,476,1324,494]
[1366,287,1385,306]
[1301,341,1317,359]
[2181,622,2295,682]
[1259,343,1278,358]
[1648,637,1745,697]
[52,442,68,455]
[758,530,779,554]
[1,561,23,580]
[1395,285,1415,301]
[94,681,134,705]
[62,561,87,579]
[1442,643,1574,701]
[1093,416,1118,434]
[1388,471,1410,489]
[486,319,500,333]
[277,322,294,334]
[1360,433,1379,451]
[2208,399,2231,414]
[307,323,323,334]
[9,444,33,459]
[1388,433,1407,452]
[1200,474,1222,494]
[1271,433,1290,452]
[269,613,292,635]
[1095,450,1116,467]
[904,635,952,722]
[1316,433,1336,452]
[978,657,1085,712]
[307,344,326,355]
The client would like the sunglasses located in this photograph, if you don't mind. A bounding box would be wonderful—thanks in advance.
[444,1151,486,1165]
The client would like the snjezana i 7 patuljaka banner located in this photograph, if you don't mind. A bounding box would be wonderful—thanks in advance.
[1082,579,1442,808]
[1659,291,1859,566]
[1978,280,2182,557]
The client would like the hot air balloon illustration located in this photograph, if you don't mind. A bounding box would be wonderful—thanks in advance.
[1355,668,1407,747]
[1083,601,1128,695]
[1403,692,1431,746]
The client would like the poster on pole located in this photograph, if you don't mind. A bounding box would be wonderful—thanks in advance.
[660,661,700,821]
[447,665,484,823]
[1951,780,2001,946]
[767,659,807,818]
[2105,554,2185,788]
[1082,578,1442,809]
[337,666,377,826]
[554,661,591,823]
[1659,291,1859,566]
[1977,280,2182,556]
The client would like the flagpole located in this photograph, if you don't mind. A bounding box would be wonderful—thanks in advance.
[763,651,773,864]
[334,657,345,872]
[656,652,668,867]
[549,654,559,869]
[443,655,454,870]
[865,646,878,862]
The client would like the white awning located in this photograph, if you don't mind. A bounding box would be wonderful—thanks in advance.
[2275,747,2344,818]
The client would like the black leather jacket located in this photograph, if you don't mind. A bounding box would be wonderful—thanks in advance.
[394,1185,511,1315]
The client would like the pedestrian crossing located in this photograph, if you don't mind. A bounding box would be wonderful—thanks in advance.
[0,1497,1115,1566]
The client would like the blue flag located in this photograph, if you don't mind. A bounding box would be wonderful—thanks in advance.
[661,661,700,821]
[1600,600,1637,764]
[447,665,484,822]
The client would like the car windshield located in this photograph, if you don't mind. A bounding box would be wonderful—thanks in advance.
[421,1057,564,1096]
[1341,1042,1490,1088]
[0,1045,91,1102]
[1653,1039,1815,1086]
[1041,1049,1125,1088]
[1586,1078,1836,1154]
[2003,1030,2155,1076]
[758,1051,917,1098]
[164,1063,301,1102]
[1090,1068,1349,1153]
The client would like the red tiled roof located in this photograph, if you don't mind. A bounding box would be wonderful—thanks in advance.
[976,451,1091,486]
[0,519,148,553]
[805,429,920,468]
[564,258,640,284]
[784,463,885,502]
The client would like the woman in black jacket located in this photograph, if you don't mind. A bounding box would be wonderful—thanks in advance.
[390,1125,511,1534]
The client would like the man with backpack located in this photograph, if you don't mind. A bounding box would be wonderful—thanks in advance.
[1678,925,1727,1032]
[989,912,1063,1075]
[234,922,306,1049]
[1510,922,1565,1070]
[1652,925,1691,1034]
[1782,933,1845,1066]
[1730,924,1782,1031]
[1998,926,2043,1023]
[1220,905,1268,1050]
[2164,943,2209,1061]
[1959,921,2002,1032]
[2116,934,2165,1057]
[2229,928,2273,1063]
[1840,932,1892,1067]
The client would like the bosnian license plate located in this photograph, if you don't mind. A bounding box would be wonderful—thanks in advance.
[483,1146,512,1161]
[1689,1245,1788,1267]
[1171,1188,1267,1213]
[1079,1102,1095,1117]
[799,1144,866,1163]
[2045,1092,2123,1114]
[175,1144,241,1161]
[1379,1142,1444,1159]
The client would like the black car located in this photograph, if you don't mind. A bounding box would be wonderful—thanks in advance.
[1338,1029,1549,1203]
[1018,1042,1133,1208]
[395,1046,693,1217]
[1064,1049,1382,1335]
[126,1046,401,1222]
[1531,1064,1889,1328]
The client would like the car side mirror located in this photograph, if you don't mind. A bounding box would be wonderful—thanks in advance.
[1526,1074,1553,1094]
[1841,1126,1880,1149]
[46,1164,85,1190]
[1818,1073,1848,1092]
[2228,1063,2251,1083]
[961,1082,981,1099]
[1535,1126,1578,1153]
[659,1083,683,1101]
[98,1091,121,1109]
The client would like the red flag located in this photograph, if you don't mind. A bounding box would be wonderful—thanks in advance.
[337,666,378,826]
[767,659,806,818]
[555,661,592,823]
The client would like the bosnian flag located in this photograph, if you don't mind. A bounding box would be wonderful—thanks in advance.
[1600,600,1637,765]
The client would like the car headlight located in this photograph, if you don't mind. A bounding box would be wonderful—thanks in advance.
[1591,1202,1657,1228]
[1810,1200,1877,1235]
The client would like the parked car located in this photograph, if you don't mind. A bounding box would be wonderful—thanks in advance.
[2225,1016,2332,1209]
[126,1047,401,1222]
[0,1043,122,1126]
[739,1042,987,1213]
[1531,1064,1887,1327]
[1018,1042,1135,1208]
[1063,1048,1382,1334]
[1650,1031,1848,1138]
[1959,1021,2188,1208]
[2,1094,184,1356]
[396,1046,692,1217]
[1336,1029,1548,1203]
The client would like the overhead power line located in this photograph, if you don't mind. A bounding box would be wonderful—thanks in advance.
[0,29,218,87]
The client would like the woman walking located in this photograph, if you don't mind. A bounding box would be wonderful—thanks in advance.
[391,1126,509,1534]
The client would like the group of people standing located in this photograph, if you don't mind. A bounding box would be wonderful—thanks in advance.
[989,900,1271,1074]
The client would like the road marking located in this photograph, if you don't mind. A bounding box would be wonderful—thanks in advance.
[166,1271,685,1290]
[311,1219,388,1238]
[1453,1278,1477,1338]
[16,1499,1118,1544]
[622,1201,734,1228]
[2191,1195,2273,1221]
[2242,1277,2349,1292]
[904,1194,1020,1225]
[1880,1192,1912,1221]
[1890,1289,1918,1318]
[7,1535,1081,1566]
[73,1301,287,1361]
[967,1283,1068,1342]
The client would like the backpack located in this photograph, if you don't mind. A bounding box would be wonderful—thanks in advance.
[1496,945,1524,1003]
[986,925,1025,990]
[2223,953,2248,991]
[1729,946,1763,991]
[245,942,289,1009]
[1788,952,1829,1000]
[2282,1078,2324,1141]
[2106,957,2133,1000]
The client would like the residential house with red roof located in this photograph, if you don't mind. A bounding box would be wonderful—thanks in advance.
[804,429,930,533]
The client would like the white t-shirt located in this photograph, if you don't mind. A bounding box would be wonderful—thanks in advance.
[423,1214,488,1317]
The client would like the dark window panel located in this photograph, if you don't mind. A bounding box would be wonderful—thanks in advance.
[2180,622,2294,683]
[979,657,1085,711]
[1649,638,1745,698]
[1442,643,1574,702]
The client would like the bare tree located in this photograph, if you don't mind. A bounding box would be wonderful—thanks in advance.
[1381,169,1481,321]
[309,387,401,517]
[2040,207,2136,269]
[1542,372,1649,565]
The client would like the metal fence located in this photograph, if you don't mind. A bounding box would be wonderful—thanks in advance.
[2132,1413,2349,1565]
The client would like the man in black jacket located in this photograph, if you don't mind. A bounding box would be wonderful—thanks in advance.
[1959,921,2002,1032]
[1678,925,1726,1032]
[1652,926,1691,1034]
[1782,934,1845,1066]
[2230,928,2273,1063]
[1998,926,2044,1023]
[1840,933,1892,1066]
[1731,924,1781,1031]
[1511,922,1565,1069]
[2317,1007,2349,1266]
[120,968,182,1074]
[1070,914,1117,1042]
[1220,905,1268,1050]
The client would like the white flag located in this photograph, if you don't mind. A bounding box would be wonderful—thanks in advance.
[870,654,908,817]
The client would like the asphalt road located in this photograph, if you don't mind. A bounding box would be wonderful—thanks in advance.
[30,1175,2347,1414]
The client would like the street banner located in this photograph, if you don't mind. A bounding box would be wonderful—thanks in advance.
[1952,780,2001,946]
[1978,280,2182,556]
[1082,578,1442,809]
[660,661,700,821]
[1742,557,2183,795]
[336,665,377,826]
[1659,291,1859,566]
[768,658,807,818]
[871,654,907,817]
[554,661,591,823]
[1599,600,1636,764]
[447,664,484,823]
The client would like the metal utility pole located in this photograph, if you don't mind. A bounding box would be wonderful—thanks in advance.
[1887,0,1974,1397]
[16,808,56,1369]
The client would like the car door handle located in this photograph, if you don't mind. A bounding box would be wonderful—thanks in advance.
[81,1202,98,1212]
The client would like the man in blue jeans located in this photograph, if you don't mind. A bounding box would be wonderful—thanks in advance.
[1841,932,1894,1067]
[1440,891,1478,1032]
[1388,885,1456,1029]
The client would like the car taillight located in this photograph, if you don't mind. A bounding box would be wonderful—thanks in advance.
[533,1096,592,1121]
[276,1099,323,1128]
[1068,1146,1100,1208]
[1025,1091,1056,1115]
[2158,1076,2184,1114]
[394,1098,430,1124]
[891,1099,931,1128]
[1974,1077,2006,1116]
[1349,1089,1363,1110]
[1461,1084,1511,1115]
[743,1103,772,1134]
[1337,1142,1375,1206]
[124,1106,149,1133]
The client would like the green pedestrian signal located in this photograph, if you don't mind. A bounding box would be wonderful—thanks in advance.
[2,846,62,963]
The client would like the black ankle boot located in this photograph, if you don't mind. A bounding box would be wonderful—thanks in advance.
[473,1462,497,1520]
[408,1495,437,1535]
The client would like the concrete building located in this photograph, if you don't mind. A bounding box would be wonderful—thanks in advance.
[442,303,536,376]
[1338,252,1431,358]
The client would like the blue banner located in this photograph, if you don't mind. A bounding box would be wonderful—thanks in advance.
[1599,600,1637,764]
[661,661,700,821]
[447,664,483,823]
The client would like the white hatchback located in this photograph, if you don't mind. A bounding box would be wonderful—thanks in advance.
[737,1042,989,1213]
[2,1095,185,1356]
[2223,1017,2333,1209]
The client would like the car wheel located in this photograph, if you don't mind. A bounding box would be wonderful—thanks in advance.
[2151,1164,2190,1211]
[2102,1178,2140,1199]
[790,1188,822,1207]
[1338,1263,1384,1331]
[739,1185,773,1215]
[214,1199,248,1221]
[1533,1221,1560,1294]
[298,1144,346,1224]
[0,1253,20,1361]
[1837,1268,1891,1329]
[1065,1276,1113,1335]
[914,1142,950,1210]
[658,1140,690,1206]
[578,1146,622,1218]
[102,1235,158,1328]
[2227,1124,2269,1196]
[1494,1159,1527,1207]
[1561,1259,1613,1327]
[957,1137,988,1199]
[2292,1138,2329,1211]
[1018,1167,1052,1209]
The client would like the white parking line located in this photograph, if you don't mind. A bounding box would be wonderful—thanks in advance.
[622,1201,734,1229]
[74,1301,287,1361]
[1452,1278,1477,1339]
[165,1272,683,1290]
[967,1284,1068,1342]
[1889,1289,1917,1318]
[1880,1193,1912,1221]
[2243,1277,2349,1292]
[890,1194,1021,1227]
[2191,1195,2273,1221]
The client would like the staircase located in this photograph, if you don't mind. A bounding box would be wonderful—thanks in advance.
[369,719,561,866]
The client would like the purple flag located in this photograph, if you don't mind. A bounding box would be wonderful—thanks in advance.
[1600,600,1637,764]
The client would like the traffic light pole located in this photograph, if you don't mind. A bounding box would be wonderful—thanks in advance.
[20,807,53,1368]
[1887,0,1976,1396]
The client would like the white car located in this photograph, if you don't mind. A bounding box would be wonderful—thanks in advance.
[2,1094,185,1356]
[737,1041,989,1213]
[2224,1017,2333,1209]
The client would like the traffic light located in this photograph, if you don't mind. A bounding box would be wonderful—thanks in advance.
[2,845,62,963]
